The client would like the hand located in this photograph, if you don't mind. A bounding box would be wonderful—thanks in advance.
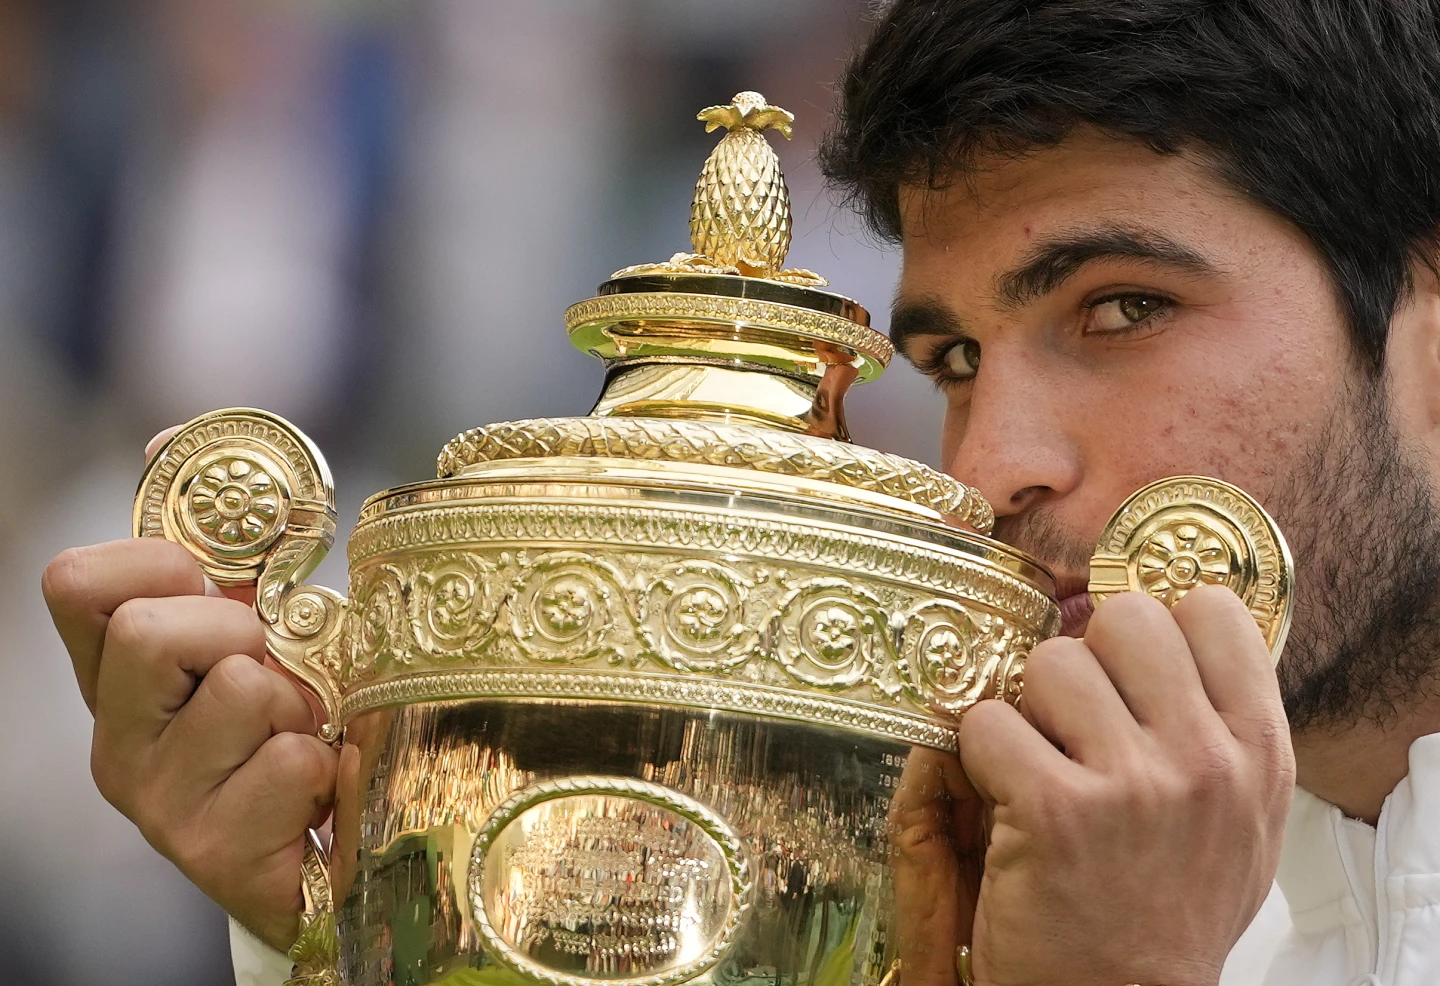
[42,509,338,951]
[955,586,1294,986]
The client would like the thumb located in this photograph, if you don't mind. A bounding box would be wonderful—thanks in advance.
[144,425,183,463]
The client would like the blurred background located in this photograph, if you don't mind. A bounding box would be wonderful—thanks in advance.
[0,1,940,982]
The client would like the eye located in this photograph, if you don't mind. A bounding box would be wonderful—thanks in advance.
[1082,293,1171,335]
[940,337,982,381]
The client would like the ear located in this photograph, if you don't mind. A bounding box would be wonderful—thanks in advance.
[1385,252,1440,452]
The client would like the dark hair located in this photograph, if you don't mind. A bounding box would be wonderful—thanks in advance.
[819,0,1440,372]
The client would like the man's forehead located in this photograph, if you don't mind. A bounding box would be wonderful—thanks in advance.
[895,132,1225,247]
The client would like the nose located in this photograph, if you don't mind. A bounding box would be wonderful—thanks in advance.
[944,349,1082,519]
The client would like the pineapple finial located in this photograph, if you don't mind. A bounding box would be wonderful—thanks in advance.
[612,92,825,286]
[697,91,794,140]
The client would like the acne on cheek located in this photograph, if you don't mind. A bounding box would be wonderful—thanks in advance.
[1199,392,1318,500]
[1114,384,1301,502]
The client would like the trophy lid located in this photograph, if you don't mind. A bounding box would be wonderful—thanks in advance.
[443,92,993,533]
[565,93,894,426]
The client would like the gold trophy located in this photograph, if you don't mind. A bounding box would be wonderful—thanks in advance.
[132,93,1293,986]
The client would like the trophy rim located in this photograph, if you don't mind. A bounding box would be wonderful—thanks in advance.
[354,466,1056,597]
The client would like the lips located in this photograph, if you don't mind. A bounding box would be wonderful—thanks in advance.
[1057,587,1094,637]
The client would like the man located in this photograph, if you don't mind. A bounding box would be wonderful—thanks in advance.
[40,0,1440,984]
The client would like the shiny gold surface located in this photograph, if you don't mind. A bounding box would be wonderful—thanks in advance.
[329,701,913,986]
[1090,476,1294,659]
[469,777,750,986]
[612,92,824,287]
[287,829,340,986]
[135,408,346,742]
[435,417,991,531]
[128,93,1295,986]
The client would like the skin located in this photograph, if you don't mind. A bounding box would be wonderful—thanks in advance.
[884,129,1440,985]
[38,129,1440,979]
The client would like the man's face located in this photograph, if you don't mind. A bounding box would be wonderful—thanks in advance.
[896,132,1355,636]
[895,131,1440,734]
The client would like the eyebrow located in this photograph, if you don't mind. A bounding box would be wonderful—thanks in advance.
[994,224,1221,309]
[890,299,967,360]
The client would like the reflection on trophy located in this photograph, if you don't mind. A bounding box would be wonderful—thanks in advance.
[133,93,1293,986]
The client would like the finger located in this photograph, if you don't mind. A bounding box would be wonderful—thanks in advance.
[145,425,182,462]
[211,731,338,868]
[42,539,218,712]
[1169,583,1287,755]
[1019,635,1144,766]
[891,746,976,814]
[94,595,265,753]
[155,654,316,794]
[958,699,1076,808]
[188,732,339,946]
[888,748,972,986]
[1083,591,1210,730]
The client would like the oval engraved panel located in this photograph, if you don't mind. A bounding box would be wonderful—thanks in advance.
[470,777,751,986]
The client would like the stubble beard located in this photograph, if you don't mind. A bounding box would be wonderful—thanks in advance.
[991,383,1440,735]
[1269,383,1440,734]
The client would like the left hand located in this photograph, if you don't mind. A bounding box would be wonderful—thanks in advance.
[892,585,1295,986]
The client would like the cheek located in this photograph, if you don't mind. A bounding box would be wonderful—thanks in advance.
[1087,332,1337,501]
[940,401,968,467]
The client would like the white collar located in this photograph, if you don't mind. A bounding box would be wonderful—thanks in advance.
[1275,732,1440,933]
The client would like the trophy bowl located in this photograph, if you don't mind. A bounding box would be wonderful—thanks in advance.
[132,93,1292,986]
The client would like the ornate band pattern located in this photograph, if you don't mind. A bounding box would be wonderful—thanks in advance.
[341,669,960,751]
[348,501,1043,624]
[436,416,993,532]
[563,292,894,367]
[335,497,1057,743]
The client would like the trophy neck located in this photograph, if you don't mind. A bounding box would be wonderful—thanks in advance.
[592,360,855,440]
[566,272,887,442]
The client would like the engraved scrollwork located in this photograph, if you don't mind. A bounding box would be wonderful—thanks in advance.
[347,565,405,682]
[269,585,347,743]
[898,601,991,715]
[509,553,638,665]
[408,552,502,659]
[350,501,1051,631]
[774,579,886,689]
[994,650,1027,709]
[644,561,755,671]
[338,509,1057,742]
[335,530,1058,741]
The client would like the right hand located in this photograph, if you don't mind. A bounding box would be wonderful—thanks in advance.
[42,531,338,953]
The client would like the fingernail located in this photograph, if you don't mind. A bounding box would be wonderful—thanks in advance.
[144,425,182,464]
[203,575,225,598]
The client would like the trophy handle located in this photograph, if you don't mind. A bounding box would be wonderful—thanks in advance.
[1089,476,1295,661]
[285,830,339,986]
[133,407,347,742]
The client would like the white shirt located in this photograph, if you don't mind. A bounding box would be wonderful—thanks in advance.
[231,733,1440,986]
[1222,732,1440,986]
